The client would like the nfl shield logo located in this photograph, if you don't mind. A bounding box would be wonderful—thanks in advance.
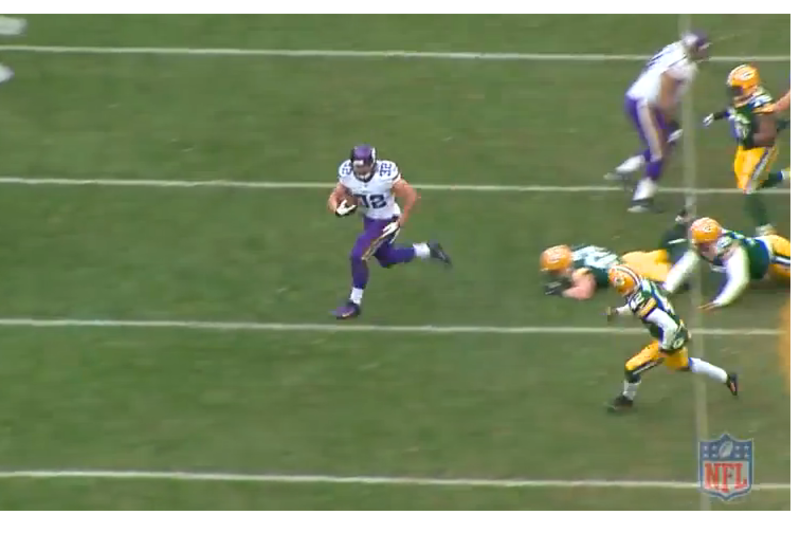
[698,433,754,501]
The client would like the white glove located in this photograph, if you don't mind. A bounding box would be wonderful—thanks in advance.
[335,199,358,217]
[702,114,715,128]
[380,221,400,240]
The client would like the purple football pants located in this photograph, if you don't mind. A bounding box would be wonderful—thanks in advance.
[624,95,679,181]
[350,216,416,290]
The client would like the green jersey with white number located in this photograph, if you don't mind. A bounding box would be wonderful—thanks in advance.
[571,244,622,288]
[625,279,690,353]
[727,90,775,149]
[702,230,772,280]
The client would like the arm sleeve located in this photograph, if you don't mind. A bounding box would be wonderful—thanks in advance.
[615,305,634,317]
[712,245,751,307]
[663,249,700,293]
[646,308,680,351]
[711,109,730,121]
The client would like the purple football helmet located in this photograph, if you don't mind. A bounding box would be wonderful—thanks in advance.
[350,144,377,181]
[682,30,710,61]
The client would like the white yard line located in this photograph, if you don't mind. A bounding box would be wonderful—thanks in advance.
[0,469,789,491]
[0,176,789,194]
[0,318,778,336]
[678,13,710,511]
[0,45,790,63]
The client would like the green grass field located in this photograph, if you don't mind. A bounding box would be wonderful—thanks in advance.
[0,14,790,510]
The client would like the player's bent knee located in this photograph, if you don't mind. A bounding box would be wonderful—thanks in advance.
[624,368,642,383]
[351,251,369,263]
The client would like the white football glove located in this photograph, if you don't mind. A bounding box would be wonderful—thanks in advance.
[701,114,715,128]
[379,221,400,240]
[335,199,358,217]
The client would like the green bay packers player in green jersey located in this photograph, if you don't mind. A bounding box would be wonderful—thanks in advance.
[663,217,790,310]
[605,265,738,412]
[540,213,693,299]
[702,64,790,236]
[540,243,671,300]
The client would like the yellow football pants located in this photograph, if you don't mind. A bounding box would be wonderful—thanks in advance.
[625,341,690,377]
[763,234,791,281]
[733,145,779,190]
[621,250,672,283]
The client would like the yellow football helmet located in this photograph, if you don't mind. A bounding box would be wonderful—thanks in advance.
[690,217,723,246]
[727,64,762,105]
[540,245,573,274]
[608,265,642,297]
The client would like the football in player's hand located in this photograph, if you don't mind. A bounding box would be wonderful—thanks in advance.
[342,191,358,208]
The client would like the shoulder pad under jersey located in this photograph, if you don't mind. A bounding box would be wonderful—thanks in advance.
[715,232,739,259]
[337,159,353,181]
[374,160,402,183]
[751,92,775,112]
[627,288,658,319]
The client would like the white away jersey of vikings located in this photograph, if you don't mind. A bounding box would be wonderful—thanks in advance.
[337,159,402,220]
[626,42,698,105]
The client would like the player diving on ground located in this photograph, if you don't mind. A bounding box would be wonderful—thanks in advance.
[702,64,790,236]
[604,265,738,412]
[662,217,790,311]
[327,144,451,320]
[540,212,693,299]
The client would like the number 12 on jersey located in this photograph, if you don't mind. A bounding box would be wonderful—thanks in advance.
[355,194,388,209]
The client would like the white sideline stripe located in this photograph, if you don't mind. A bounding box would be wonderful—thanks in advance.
[0,470,789,491]
[0,45,790,63]
[0,176,789,195]
[0,318,778,336]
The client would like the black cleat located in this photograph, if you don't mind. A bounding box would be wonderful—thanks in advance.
[606,395,635,413]
[332,300,361,320]
[428,241,452,268]
[675,207,692,225]
[726,373,739,397]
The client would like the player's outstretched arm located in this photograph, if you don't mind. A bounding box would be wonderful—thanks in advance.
[774,90,790,113]
[663,249,699,294]
[708,246,751,308]
[702,109,729,127]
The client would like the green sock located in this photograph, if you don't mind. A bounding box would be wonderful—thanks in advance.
[744,193,770,228]
[758,170,786,190]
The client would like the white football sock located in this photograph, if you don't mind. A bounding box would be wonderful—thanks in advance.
[689,358,728,383]
[0,64,13,85]
[0,16,27,36]
[622,380,640,400]
[668,129,683,143]
[413,243,431,259]
[633,177,657,201]
[349,288,364,305]
[616,154,645,174]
